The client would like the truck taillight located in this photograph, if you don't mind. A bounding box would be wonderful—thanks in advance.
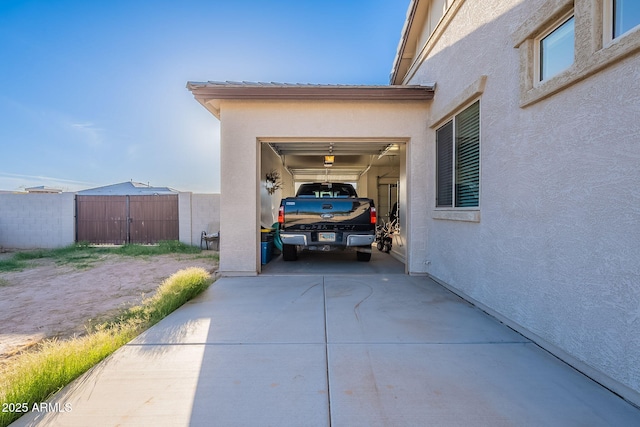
[278,205,285,225]
[370,206,377,224]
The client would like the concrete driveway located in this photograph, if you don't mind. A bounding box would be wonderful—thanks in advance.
[13,252,640,426]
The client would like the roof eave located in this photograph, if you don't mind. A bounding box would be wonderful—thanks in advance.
[187,82,434,100]
[390,0,419,85]
[187,82,434,119]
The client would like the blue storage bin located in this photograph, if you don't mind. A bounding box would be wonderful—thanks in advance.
[261,241,273,264]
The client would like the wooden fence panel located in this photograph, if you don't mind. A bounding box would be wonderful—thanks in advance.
[76,195,179,244]
[129,195,179,244]
[76,196,127,244]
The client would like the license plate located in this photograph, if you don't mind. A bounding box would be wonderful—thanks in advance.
[318,232,336,242]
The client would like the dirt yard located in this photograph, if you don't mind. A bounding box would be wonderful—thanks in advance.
[0,252,218,363]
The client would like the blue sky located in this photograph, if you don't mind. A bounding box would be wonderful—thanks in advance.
[0,0,409,193]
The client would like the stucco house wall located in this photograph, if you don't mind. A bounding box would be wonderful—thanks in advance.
[403,0,640,403]
[217,99,429,275]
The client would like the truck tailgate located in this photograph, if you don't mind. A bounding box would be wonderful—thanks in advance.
[281,198,373,231]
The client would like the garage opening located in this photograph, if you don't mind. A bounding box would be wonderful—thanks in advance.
[259,138,406,273]
[186,81,433,276]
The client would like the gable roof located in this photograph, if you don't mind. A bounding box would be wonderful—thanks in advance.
[77,181,178,196]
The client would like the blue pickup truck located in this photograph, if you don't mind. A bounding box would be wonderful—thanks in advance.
[277,182,377,262]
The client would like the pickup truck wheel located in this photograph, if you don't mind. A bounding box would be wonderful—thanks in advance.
[282,244,298,261]
[356,250,371,262]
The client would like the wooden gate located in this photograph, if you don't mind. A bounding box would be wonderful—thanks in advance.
[76,195,179,244]
[128,195,179,244]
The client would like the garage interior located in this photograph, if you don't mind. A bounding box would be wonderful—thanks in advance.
[259,138,406,270]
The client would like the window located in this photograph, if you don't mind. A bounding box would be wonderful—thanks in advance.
[514,0,640,106]
[613,0,640,38]
[436,100,480,208]
[539,15,575,81]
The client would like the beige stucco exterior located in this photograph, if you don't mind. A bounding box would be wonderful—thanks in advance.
[189,0,640,408]
[396,0,640,406]
[216,99,429,275]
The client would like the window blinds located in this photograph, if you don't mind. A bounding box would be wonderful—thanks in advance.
[455,101,480,207]
[436,121,453,207]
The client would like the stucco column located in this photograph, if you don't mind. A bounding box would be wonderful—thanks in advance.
[218,103,260,275]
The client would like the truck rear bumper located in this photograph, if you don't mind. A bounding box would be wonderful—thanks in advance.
[279,234,308,246]
[346,234,376,246]
[279,233,375,247]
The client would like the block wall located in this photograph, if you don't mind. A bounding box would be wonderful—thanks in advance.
[0,193,76,249]
[0,192,220,250]
[178,193,221,247]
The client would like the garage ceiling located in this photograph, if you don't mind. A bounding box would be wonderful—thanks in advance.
[266,141,400,182]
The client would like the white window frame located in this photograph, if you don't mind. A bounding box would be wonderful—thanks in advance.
[534,11,575,86]
[604,0,640,46]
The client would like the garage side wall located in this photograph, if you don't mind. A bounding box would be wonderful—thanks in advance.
[0,193,75,249]
[260,142,293,228]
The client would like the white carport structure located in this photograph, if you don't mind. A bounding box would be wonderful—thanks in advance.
[188,82,434,276]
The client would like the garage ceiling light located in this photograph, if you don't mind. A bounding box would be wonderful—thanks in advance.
[324,155,334,167]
